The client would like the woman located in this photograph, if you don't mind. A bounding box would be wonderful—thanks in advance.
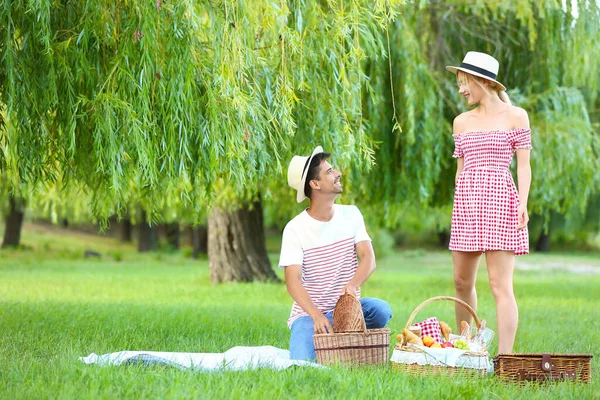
[446,51,532,354]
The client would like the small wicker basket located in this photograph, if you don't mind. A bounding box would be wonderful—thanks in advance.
[313,294,390,366]
[494,353,593,383]
[391,296,490,376]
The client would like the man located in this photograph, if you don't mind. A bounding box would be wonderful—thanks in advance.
[279,146,392,361]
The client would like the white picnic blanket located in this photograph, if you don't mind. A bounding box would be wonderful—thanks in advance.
[79,346,324,371]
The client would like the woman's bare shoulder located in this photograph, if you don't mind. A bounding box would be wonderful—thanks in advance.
[453,111,475,134]
[508,106,530,129]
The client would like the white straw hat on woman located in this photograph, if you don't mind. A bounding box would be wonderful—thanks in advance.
[446,51,506,91]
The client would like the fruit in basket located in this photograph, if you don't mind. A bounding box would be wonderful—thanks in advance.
[430,343,442,349]
[402,329,424,346]
[422,335,435,347]
[454,339,469,350]
[441,341,454,348]
[439,321,452,341]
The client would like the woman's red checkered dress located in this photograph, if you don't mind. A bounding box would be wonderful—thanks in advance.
[449,128,532,255]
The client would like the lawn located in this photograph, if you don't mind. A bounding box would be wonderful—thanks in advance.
[1,223,599,399]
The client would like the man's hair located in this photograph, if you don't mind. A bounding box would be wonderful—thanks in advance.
[304,152,331,199]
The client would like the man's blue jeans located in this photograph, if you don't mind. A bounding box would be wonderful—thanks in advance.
[289,298,392,361]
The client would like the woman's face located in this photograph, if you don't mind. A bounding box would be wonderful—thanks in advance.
[457,72,487,105]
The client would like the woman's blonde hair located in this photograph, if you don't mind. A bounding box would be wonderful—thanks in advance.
[457,70,511,105]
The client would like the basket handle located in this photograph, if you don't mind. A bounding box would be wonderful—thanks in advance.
[403,296,482,330]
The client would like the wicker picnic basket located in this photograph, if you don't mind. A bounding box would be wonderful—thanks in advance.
[313,294,390,366]
[391,296,491,376]
[493,353,593,383]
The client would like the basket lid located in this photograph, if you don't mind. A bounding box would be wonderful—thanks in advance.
[332,294,366,333]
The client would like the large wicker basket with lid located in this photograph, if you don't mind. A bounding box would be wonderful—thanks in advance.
[312,294,390,365]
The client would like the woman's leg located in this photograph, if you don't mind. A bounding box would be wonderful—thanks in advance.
[452,251,482,330]
[485,250,518,354]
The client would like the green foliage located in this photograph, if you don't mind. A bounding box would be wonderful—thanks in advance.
[0,0,403,223]
[369,228,396,259]
[356,0,600,229]
[1,0,599,238]
[516,88,600,218]
[112,250,123,262]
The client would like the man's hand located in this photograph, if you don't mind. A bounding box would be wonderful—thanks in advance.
[342,282,359,297]
[517,203,529,230]
[312,313,333,334]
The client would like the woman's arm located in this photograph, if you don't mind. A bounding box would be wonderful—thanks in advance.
[455,158,464,186]
[513,108,532,229]
[453,116,465,185]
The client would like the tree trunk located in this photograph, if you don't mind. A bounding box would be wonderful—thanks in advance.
[208,200,280,283]
[138,210,157,252]
[535,230,551,252]
[120,217,132,242]
[437,230,450,248]
[192,225,208,258]
[166,222,180,250]
[2,195,25,248]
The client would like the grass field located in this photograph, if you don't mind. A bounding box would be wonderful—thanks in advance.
[1,223,599,399]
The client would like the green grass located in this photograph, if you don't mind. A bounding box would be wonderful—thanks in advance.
[1,224,599,399]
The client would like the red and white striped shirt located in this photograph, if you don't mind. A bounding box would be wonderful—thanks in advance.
[278,205,371,328]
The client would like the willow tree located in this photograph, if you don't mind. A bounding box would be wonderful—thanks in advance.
[0,1,402,280]
[349,0,600,244]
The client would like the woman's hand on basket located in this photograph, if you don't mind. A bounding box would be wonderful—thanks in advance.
[312,313,333,334]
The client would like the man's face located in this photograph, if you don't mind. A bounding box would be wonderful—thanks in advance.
[316,160,343,195]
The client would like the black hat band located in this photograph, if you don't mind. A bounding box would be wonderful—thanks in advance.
[459,63,497,80]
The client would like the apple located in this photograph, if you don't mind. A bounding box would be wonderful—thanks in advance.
[441,341,454,348]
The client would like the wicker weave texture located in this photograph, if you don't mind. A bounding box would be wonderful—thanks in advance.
[494,354,592,383]
[392,362,487,377]
[333,294,366,333]
[313,328,391,365]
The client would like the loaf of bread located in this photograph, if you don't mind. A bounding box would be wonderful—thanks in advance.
[439,321,452,341]
[402,328,424,346]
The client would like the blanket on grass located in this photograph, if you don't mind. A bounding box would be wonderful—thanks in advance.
[79,346,324,371]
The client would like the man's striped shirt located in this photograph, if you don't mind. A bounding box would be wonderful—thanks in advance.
[278,205,371,328]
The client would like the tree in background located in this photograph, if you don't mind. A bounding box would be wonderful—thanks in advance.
[0,1,404,279]
[1,1,599,267]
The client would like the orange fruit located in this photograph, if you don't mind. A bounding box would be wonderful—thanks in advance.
[422,335,435,347]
